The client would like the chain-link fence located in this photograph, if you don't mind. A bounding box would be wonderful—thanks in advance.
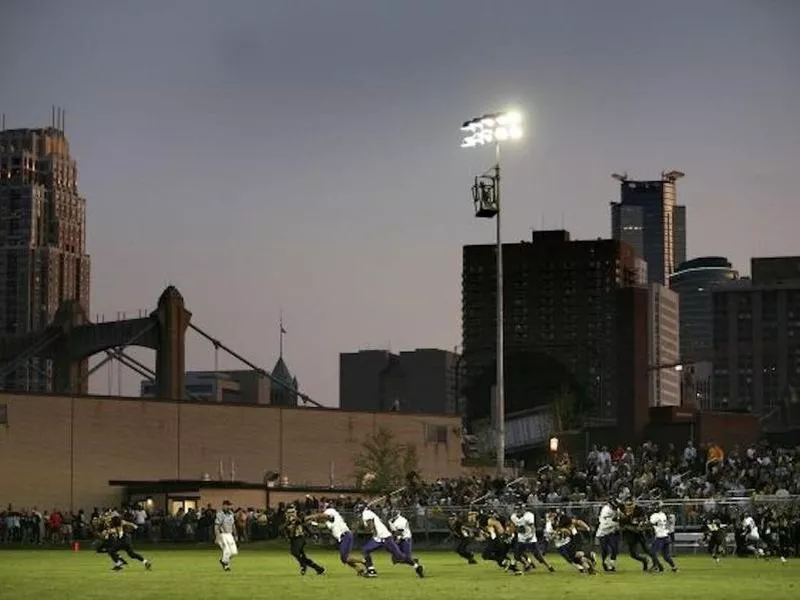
[301,494,800,549]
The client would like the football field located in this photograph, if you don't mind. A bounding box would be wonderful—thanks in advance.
[0,548,795,600]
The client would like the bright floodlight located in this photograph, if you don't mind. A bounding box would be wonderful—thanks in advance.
[461,110,524,149]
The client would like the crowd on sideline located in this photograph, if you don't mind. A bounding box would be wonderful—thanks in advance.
[3,440,798,545]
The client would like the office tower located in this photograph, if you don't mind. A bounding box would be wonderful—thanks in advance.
[339,348,459,414]
[610,171,686,285]
[648,284,680,407]
[461,230,647,428]
[669,257,739,362]
[712,257,800,414]
[0,115,90,391]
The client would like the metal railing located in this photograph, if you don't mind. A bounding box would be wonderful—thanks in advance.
[7,495,794,547]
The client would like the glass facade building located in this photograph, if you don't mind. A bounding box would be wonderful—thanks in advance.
[610,173,686,285]
[669,257,739,362]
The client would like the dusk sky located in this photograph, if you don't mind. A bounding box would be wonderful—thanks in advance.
[1,0,798,405]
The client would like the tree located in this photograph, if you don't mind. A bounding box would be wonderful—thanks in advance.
[552,385,579,431]
[353,428,419,493]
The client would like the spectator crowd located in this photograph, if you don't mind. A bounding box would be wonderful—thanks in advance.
[3,439,799,545]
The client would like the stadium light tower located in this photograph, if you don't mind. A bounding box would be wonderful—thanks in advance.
[460,109,524,476]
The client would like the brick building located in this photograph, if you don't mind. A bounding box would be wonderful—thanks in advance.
[0,392,463,511]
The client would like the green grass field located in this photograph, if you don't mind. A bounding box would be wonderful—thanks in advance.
[0,547,796,600]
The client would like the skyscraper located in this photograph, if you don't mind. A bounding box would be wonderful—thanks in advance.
[610,171,686,285]
[0,115,90,391]
[461,230,647,429]
[648,284,680,407]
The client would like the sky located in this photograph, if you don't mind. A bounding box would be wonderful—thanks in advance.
[1,0,799,405]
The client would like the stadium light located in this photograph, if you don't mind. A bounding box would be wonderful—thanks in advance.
[460,111,524,148]
[459,108,525,476]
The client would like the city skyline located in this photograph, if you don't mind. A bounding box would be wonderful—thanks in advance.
[1,0,798,405]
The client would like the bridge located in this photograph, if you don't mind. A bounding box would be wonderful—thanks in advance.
[0,286,322,406]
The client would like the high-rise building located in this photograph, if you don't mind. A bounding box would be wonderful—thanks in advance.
[669,257,739,362]
[339,348,459,414]
[0,119,90,391]
[712,257,800,414]
[610,171,686,285]
[648,284,680,407]
[461,230,647,429]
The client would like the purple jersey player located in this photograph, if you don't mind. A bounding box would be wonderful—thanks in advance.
[305,503,366,575]
[361,506,424,578]
[389,511,417,564]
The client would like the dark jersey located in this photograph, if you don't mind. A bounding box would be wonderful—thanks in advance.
[621,505,648,535]
[449,518,472,539]
[284,515,307,539]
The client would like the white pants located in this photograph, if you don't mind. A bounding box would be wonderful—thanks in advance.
[218,533,238,563]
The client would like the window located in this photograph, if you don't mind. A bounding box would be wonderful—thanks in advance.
[0,403,6,424]
[426,424,448,444]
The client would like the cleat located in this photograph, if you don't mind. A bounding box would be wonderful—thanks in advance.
[144,560,152,571]
[316,568,326,576]
[468,558,478,564]
[300,567,307,576]
[415,563,425,578]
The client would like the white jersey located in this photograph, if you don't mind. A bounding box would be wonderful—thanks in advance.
[742,516,760,540]
[552,525,572,548]
[511,512,537,543]
[544,518,555,541]
[389,514,412,540]
[596,505,619,538]
[323,507,350,542]
[666,513,676,535]
[650,511,670,539]
[362,508,392,541]
[546,517,574,548]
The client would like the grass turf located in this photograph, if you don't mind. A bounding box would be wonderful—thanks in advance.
[0,548,796,600]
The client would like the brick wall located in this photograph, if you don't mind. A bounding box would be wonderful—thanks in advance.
[0,393,463,511]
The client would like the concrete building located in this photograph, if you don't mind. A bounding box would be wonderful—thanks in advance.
[141,370,271,404]
[339,348,459,414]
[340,350,395,411]
[461,229,648,430]
[0,119,90,391]
[648,284,681,407]
[669,257,740,362]
[140,349,299,405]
[0,392,463,511]
[712,257,800,414]
[610,171,686,285]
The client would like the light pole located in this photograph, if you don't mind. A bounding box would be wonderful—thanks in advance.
[460,110,524,476]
